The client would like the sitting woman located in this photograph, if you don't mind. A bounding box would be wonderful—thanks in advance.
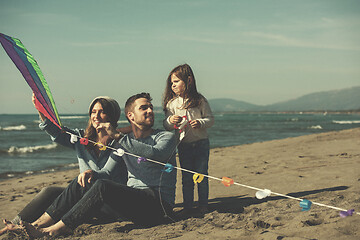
[0,95,129,235]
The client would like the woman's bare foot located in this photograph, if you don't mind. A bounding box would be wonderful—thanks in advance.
[22,220,72,238]
[0,219,22,235]
[21,221,47,239]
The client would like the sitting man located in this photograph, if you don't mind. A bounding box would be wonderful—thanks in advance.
[24,92,177,237]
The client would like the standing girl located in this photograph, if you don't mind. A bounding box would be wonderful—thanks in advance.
[163,64,214,215]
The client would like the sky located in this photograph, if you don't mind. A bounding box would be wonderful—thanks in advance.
[0,0,359,114]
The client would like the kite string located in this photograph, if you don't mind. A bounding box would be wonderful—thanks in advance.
[64,130,360,217]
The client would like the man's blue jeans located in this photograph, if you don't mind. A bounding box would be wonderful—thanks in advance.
[178,138,210,209]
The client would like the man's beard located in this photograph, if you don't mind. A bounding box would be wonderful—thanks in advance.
[138,118,154,130]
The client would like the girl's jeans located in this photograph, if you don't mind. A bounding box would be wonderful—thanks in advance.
[178,138,210,209]
[46,178,173,229]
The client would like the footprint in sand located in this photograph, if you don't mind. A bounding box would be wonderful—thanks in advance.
[10,195,23,201]
[302,218,323,226]
[253,220,271,229]
[26,189,39,195]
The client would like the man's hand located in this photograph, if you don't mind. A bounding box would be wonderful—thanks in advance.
[77,169,94,187]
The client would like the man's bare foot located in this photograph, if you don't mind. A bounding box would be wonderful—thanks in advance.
[31,212,55,228]
[0,219,22,236]
[42,220,72,237]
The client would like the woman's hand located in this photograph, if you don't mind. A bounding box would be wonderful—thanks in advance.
[96,122,122,140]
[190,120,201,129]
[32,93,46,121]
[169,115,183,125]
[77,169,94,187]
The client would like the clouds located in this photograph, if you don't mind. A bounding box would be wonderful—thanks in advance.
[227,14,360,51]
[69,41,130,47]
[241,31,360,51]
[0,0,360,113]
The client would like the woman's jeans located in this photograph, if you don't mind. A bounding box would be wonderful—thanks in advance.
[12,186,64,224]
[12,185,118,225]
[178,138,210,209]
[46,178,173,229]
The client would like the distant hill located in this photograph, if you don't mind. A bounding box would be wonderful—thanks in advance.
[208,86,360,112]
[208,98,260,112]
[264,86,360,111]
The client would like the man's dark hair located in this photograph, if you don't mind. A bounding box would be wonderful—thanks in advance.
[125,92,152,122]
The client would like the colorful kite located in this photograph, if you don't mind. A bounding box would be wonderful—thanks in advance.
[0,33,62,129]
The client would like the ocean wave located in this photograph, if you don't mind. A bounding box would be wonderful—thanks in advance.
[40,168,55,173]
[33,117,126,123]
[0,162,79,180]
[333,120,360,124]
[0,125,27,131]
[309,125,322,129]
[61,116,87,119]
[8,143,57,154]
[67,163,79,168]
[118,120,129,124]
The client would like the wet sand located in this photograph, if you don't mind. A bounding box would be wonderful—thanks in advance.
[1,128,359,239]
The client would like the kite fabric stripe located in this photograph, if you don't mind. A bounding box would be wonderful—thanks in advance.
[0,33,62,129]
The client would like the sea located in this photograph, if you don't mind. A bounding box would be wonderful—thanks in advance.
[1,112,360,180]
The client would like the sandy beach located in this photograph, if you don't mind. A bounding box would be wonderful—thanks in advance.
[1,128,359,239]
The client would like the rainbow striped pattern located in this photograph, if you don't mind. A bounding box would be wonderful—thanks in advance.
[0,33,61,128]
